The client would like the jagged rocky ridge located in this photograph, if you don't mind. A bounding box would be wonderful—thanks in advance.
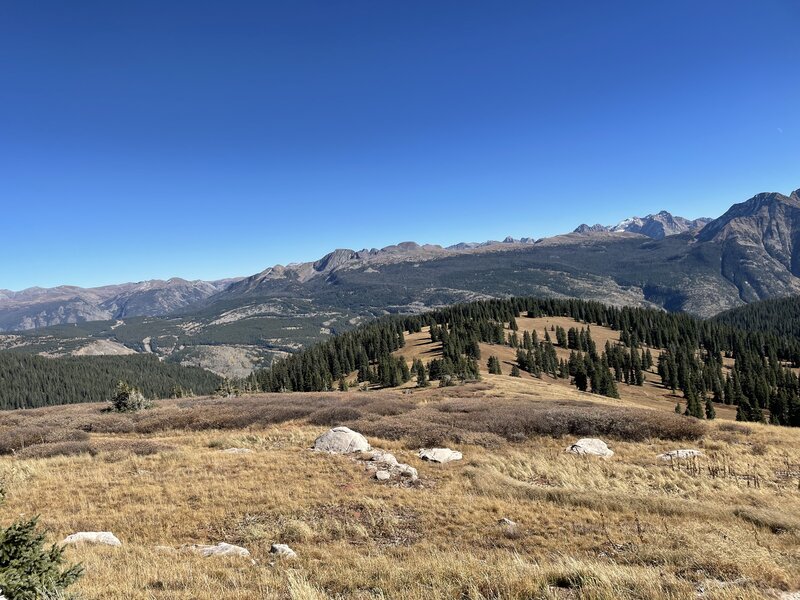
[574,211,712,240]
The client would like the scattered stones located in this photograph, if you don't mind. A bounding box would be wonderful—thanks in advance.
[657,449,703,461]
[364,450,419,482]
[270,543,297,559]
[313,427,371,454]
[418,448,463,464]
[189,542,250,558]
[566,438,613,458]
[221,447,253,454]
[61,532,122,547]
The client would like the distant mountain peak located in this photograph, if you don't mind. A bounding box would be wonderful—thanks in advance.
[573,211,710,240]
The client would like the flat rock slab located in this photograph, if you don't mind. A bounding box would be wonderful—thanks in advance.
[62,532,122,547]
[189,542,250,558]
[419,448,463,463]
[270,543,297,558]
[566,438,614,458]
[314,427,371,454]
[657,449,703,461]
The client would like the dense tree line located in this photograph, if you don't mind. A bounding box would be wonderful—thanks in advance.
[253,318,408,392]
[0,353,222,410]
[713,296,800,340]
[251,296,800,427]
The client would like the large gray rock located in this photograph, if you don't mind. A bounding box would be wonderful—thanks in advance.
[418,448,463,464]
[313,427,371,454]
[189,542,250,558]
[61,532,122,547]
[657,449,702,461]
[566,438,613,458]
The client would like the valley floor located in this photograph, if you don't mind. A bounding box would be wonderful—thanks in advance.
[1,375,799,599]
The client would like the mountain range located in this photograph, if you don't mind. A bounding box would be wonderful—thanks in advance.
[2,186,799,376]
[574,211,712,239]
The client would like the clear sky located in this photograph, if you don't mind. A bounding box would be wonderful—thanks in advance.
[1,1,798,290]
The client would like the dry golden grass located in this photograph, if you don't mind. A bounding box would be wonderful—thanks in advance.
[1,373,799,599]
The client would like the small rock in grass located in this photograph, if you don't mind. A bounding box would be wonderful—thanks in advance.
[375,470,391,481]
[270,543,297,559]
[566,438,613,458]
[61,532,122,547]
[189,542,250,558]
[369,450,399,466]
[418,448,463,463]
[657,449,702,461]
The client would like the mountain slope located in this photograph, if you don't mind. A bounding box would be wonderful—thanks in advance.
[0,278,239,332]
[695,189,800,302]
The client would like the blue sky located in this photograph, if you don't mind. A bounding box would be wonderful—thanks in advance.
[1,1,798,290]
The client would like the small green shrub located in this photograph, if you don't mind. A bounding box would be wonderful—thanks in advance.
[109,381,152,413]
[0,516,83,599]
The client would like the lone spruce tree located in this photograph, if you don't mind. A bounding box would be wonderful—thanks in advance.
[0,516,83,600]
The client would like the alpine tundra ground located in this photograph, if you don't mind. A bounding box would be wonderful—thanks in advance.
[0,318,799,599]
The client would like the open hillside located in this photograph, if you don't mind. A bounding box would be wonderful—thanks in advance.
[2,298,800,598]
[1,376,799,599]
[395,316,737,421]
[253,296,800,428]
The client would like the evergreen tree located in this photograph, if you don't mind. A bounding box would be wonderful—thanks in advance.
[705,397,716,419]
[0,516,83,600]
[487,355,502,375]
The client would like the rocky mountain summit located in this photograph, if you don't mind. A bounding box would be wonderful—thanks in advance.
[574,211,711,240]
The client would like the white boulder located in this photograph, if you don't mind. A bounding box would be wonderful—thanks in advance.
[566,438,614,458]
[270,543,297,558]
[61,532,122,547]
[189,542,250,558]
[657,449,703,461]
[418,448,463,464]
[313,427,371,454]
[375,470,391,481]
